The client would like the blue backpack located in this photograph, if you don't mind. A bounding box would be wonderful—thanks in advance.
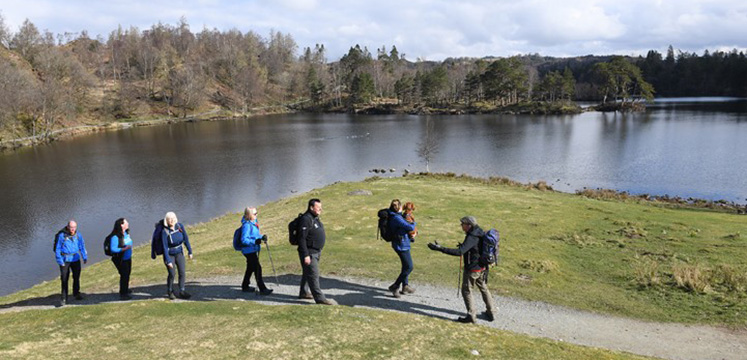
[479,228,500,267]
[150,220,166,259]
[233,226,243,251]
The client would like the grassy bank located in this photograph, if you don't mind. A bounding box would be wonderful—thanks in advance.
[1,174,745,357]
[0,301,650,360]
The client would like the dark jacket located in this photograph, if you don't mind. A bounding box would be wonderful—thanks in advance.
[386,210,416,252]
[161,223,192,264]
[440,225,485,272]
[297,210,325,258]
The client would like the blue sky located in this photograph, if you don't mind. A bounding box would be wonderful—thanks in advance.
[1,0,746,61]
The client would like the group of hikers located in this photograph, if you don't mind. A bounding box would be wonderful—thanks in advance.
[53,198,498,324]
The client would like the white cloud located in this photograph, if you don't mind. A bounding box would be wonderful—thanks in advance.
[1,0,745,60]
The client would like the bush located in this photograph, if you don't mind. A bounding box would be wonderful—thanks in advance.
[672,263,711,294]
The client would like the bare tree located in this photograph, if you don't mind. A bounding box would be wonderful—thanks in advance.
[417,118,440,172]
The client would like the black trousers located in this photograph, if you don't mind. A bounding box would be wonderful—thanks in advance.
[242,252,267,291]
[166,251,186,293]
[111,256,131,296]
[60,260,82,299]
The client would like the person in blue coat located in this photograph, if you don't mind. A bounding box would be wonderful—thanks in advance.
[54,220,88,306]
[386,199,417,298]
[239,207,272,295]
[109,218,133,300]
[161,212,193,300]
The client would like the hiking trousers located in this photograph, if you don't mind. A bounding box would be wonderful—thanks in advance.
[462,269,496,322]
[111,256,131,296]
[60,260,82,299]
[166,251,186,294]
[299,252,326,302]
[242,252,267,292]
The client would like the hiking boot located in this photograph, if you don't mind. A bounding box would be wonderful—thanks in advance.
[482,311,495,322]
[298,292,314,300]
[119,294,132,301]
[455,316,475,324]
[73,293,84,301]
[168,292,176,300]
[388,284,401,298]
[259,289,274,296]
[242,286,256,293]
[401,285,416,294]
[59,297,66,307]
[178,291,191,299]
[316,298,338,305]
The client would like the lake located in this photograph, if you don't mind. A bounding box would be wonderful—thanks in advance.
[1,98,746,296]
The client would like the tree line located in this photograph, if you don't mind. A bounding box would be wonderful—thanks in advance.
[1,15,745,142]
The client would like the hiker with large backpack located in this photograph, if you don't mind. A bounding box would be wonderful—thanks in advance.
[428,216,497,324]
[107,218,133,300]
[383,199,417,298]
[54,220,88,306]
[294,198,337,305]
[159,212,193,300]
[236,207,273,296]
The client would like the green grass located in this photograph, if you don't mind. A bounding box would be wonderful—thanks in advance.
[0,301,651,360]
[1,174,745,356]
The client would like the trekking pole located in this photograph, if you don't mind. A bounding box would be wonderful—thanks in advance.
[457,256,462,298]
[264,239,279,287]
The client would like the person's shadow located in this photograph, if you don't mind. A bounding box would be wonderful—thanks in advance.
[0,274,466,321]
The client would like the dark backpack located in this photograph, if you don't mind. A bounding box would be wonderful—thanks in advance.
[479,228,500,267]
[151,220,166,259]
[103,234,114,256]
[53,227,67,252]
[233,226,243,251]
[377,209,402,242]
[288,213,304,245]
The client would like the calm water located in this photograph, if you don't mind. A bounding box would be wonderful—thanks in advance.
[1,99,746,296]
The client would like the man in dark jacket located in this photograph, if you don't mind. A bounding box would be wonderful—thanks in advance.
[297,198,337,305]
[428,216,496,323]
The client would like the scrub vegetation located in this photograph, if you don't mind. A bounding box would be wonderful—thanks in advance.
[1,174,745,357]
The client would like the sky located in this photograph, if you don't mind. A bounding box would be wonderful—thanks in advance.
[1,0,746,61]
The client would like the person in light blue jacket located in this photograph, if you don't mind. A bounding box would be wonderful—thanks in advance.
[239,207,272,295]
[109,218,133,300]
[54,220,88,306]
[161,211,193,300]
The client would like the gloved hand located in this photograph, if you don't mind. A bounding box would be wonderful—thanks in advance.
[427,242,442,251]
[254,239,262,245]
[261,234,268,243]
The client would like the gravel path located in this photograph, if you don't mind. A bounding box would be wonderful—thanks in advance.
[2,274,746,360]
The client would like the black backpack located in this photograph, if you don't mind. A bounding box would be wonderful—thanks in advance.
[288,213,304,245]
[53,227,67,252]
[151,220,166,259]
[103,234,114,256]
[479,228,500,267]
[377,209,401,242]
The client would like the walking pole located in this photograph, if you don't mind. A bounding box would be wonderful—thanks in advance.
[263,239,279,287]
[457,255,462,298]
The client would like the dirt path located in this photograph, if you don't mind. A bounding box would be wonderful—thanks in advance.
[2,274,745,360]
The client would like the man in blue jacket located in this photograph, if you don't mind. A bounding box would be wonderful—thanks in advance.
[54,220,88,306]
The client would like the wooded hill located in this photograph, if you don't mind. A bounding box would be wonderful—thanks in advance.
[1,16,745,143]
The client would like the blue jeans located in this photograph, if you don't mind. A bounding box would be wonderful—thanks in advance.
[394,250,413,287]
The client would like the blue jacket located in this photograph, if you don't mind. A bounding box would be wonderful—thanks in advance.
[387,210,416,252]
[55,230,88,266]
[240,218,263,255]
[161,223,192,264]
[110,233,133,260]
